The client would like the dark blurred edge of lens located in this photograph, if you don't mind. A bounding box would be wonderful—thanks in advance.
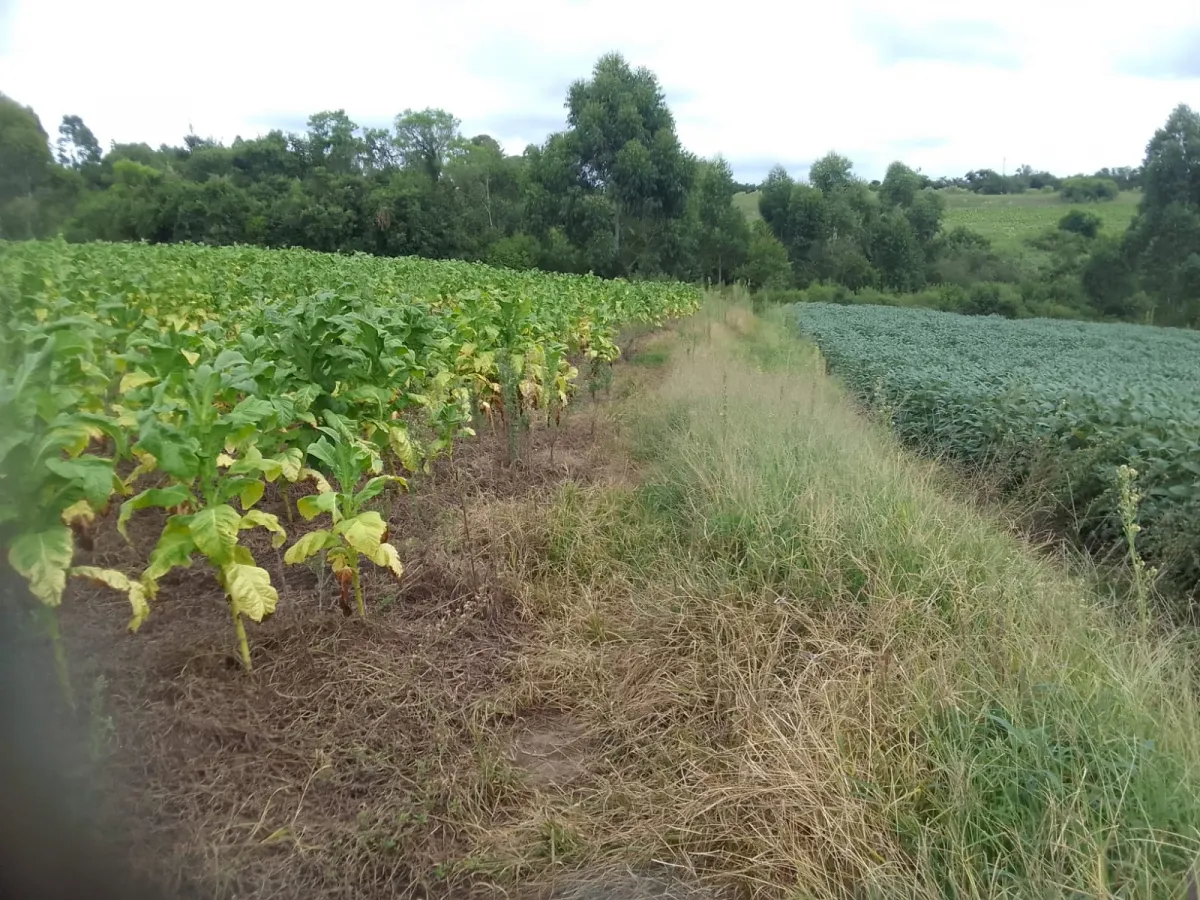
[0,561,171,900]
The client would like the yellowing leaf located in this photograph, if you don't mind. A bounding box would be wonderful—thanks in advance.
[283,529,335,564]
[388,425,422,473]
[219,563,277,622]
[297,491,339,521]
[61,499,96,528]
[188,505,241,565]
[276,447,305,483]
[240,510,286,548]
[335,511,387,558]
[122,449,158,489]
[9,527,74,607]
[181,350,200,366]
[216,453,236,468]
[71,566,150,632]
[119,370,157,393]
[301,467,333,494]
[239,479,265,510]
[372,542,405,579]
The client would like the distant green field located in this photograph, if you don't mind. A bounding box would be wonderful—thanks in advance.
[941,189,1141,254]
[731,188,1141,258]
[733,190,762,221]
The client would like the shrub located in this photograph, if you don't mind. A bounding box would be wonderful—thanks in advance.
[1058,209,1103,238]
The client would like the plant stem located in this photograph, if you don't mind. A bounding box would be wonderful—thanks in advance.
[352,559,365,618]
[282,485,294,523]
[44,607,76,710]
[232,606,252,671]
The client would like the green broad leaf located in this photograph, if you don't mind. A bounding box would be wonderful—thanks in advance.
[136,431,200,482]
[304,436,338,471]
[297,491,339,521]
[9,526,74,608]
[212,348,248,371]
[188,505,242,565]
[71,566,150,632]
[334,511,388,558]
[283,529,336,564]
[44,455,119,509]
[240,510,286,548]
[143,516,197,587]
[117,483,193,538]
[357,475,406,505]
[228,396,275,427]
[219,563,278,622]
[228,446,283,482]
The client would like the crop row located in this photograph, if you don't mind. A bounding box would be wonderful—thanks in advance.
[794,302,1200,596]
[0,239,699,698]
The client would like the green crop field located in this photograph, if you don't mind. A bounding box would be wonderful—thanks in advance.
[795,302,1200,591]
[941,189,1141,254]
[732,190,762,221]
[0,239,698,684]
[734,188,1140,257]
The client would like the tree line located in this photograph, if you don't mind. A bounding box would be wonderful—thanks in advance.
[0,54,750,285]
[1,54,1196,327]
[752,105,1200,328]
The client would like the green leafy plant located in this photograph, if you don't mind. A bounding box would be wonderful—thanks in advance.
[284,415,406,617]
[119,351,287,670]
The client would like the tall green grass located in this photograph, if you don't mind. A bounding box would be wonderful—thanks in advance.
[495,299,1200,898]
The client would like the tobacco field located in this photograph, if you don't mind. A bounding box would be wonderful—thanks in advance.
[0,238,699,696]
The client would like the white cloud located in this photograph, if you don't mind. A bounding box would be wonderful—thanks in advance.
[2,0,1198,181]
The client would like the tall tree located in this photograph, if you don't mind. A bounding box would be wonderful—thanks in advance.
[879,161,923,209]
[0,94,56,239]
[55,115,101,169]
[305,110,363,174]
[691,156,749,282]
[808,152,855,195]
[561,52,694,269]
[393,108,462,181]
[1120,104,1200,326]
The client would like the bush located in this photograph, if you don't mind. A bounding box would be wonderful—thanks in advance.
[1060,177,1119,203]
[1058,209,1103,238]
[962,282,1023,317]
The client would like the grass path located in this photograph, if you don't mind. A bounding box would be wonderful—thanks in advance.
[485,299,1200,898]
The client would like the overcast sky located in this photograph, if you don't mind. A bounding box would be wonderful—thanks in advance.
[2,0,1198,182]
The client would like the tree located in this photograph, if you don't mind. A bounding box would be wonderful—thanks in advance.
[1140,104,1200,213]
[446,135,524,237]
[691,156,749,283]
[734,220,792,290]
[56,115,101,169]
[809,152,854,194]
[879,161,923,209]
[0,94,58,239]
[393,108,462,181]
[305,110,363,175]
[562,52,694,268]
[904,188,945,245]
[870,211,925,291]
[1118,105,1200,326]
